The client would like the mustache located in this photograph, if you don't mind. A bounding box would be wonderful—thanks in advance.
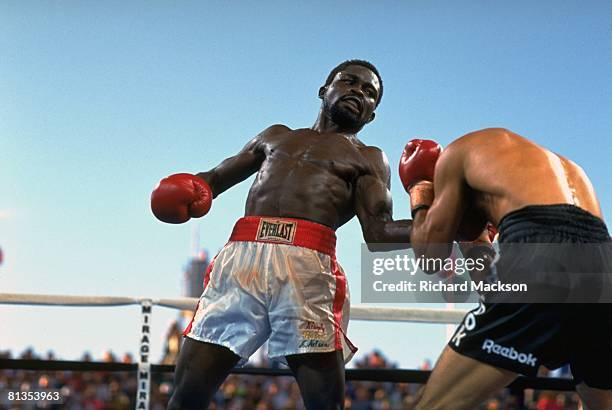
[341,95,364,111]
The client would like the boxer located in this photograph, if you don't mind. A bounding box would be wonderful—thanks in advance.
[400,128,612,409]
[152,60,413,410]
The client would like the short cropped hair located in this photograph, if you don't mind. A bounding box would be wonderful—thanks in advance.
[324,59,383,106]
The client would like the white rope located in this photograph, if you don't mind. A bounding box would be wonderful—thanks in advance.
[351,305,467,324]
[156,297,198,311]
[0,293,469,324]
[0,293,138,306]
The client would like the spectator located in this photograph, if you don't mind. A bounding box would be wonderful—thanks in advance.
[0,348,583,409]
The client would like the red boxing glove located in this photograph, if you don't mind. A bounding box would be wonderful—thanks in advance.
[399,139,443,191]
[151,173,213,224]
[399,139,442,216]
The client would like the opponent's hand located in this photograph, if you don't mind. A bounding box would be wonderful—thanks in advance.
[399,139,442,216]
[151,173,212,224]
[458,223,497,282]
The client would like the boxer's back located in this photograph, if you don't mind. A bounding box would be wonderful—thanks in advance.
[458,128,603,224]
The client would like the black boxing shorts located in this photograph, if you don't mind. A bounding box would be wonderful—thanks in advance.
[449,204,612,389]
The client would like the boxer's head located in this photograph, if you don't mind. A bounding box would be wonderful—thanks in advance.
[319,60,382,129]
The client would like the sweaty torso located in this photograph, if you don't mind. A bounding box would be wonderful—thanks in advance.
[456,128,602,231]
[245,126,375,229]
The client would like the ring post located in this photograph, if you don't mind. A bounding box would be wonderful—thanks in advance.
[136,299,153,410]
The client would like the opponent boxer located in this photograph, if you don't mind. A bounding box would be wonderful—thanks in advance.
[400,128,611,409]
[152,60,412,410]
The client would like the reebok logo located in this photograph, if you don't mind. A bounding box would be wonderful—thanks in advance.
[451,302,486,347]
[481,339,537,367]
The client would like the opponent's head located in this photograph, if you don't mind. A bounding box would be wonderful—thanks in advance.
[319,60,383,130]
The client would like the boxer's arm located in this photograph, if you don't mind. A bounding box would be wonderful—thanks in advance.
[196,124,287,198]
[355,148,412,251]
[410,143,467,261]
[458,228,496,282]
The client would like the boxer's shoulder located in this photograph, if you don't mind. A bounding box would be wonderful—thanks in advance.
[359,145,387,166]
[461,127,513,138]
[250,124,293,150]
[454,127,521,150]
[259,123,292,138]
[439,128,509,165]
[358,145,390,185]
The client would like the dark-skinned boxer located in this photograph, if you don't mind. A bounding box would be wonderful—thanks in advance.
[151,60,414,410]
[400,128,611,410]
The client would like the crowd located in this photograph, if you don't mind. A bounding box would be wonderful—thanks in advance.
[0,347,584,410]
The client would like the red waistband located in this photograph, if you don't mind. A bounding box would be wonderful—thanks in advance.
[229,216,337,256]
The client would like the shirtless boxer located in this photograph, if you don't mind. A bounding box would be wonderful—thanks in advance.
[400,128,612,409]
[151,60,412,410]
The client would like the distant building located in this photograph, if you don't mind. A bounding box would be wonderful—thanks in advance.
[183,249,210,298]
[162,248,211,361]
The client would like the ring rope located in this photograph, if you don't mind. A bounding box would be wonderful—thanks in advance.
[0,293,468,324]
[0,358,575,391]
[0,292,575,409]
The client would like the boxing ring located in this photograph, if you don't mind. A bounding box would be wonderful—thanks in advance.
[0,293,575,409]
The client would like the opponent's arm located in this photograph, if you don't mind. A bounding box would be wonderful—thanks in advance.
[409,140,468,262]
[354,148,412,251]
[458,225,497,282]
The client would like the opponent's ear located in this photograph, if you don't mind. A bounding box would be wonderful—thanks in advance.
[367,112,376,123]
[318,86,326,99]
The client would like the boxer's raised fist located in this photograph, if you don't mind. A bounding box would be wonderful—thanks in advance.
[399,139,443,192]
[151,173,212,224]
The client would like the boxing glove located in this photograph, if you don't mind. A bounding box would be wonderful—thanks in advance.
[399,139,442,216]
[151,173,212,224]
[399,139,442,190]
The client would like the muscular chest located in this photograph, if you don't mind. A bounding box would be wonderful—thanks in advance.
[262,132,367,180]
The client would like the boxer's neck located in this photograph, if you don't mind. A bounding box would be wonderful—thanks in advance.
[311,110,362,141]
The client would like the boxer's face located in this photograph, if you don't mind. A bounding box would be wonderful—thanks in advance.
[320,65,380,129]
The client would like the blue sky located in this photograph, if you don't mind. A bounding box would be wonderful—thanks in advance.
[1,1,611,368]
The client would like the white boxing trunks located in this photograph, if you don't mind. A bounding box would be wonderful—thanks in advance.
[183,216,357,366]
